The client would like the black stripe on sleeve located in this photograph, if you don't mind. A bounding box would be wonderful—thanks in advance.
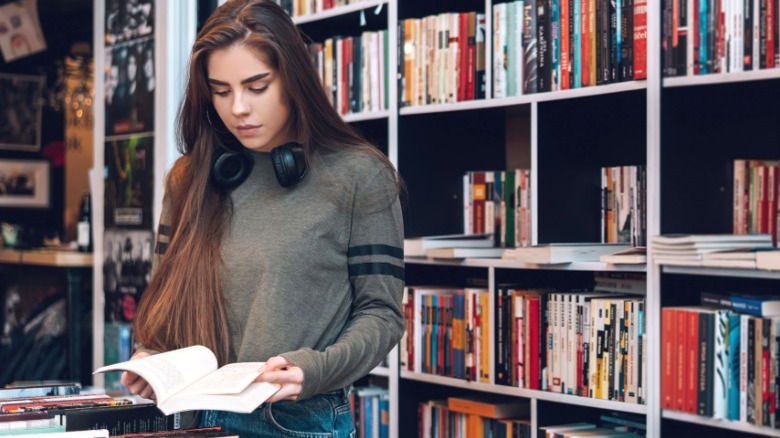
[347,244,404,259]
[159,224,172,237]
[348,262,405,282]
[155,241,168,255]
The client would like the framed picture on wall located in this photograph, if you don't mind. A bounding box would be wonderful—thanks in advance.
[0,73,44,152]
[0,159,50,208]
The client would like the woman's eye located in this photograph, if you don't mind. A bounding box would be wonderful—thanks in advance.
[249,86,268,94]
[213,90,231,96]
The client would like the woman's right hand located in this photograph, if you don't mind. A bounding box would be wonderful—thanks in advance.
[119,351,156,400]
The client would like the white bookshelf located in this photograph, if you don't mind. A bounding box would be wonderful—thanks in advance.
[292,0,388,24]
[661,264,780,280]
[662,411,780,437]
[663,69,780,88]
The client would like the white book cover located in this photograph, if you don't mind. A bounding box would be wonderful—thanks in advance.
[713,310,729,419]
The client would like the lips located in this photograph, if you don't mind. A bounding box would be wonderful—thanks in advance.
[235,124,261,136]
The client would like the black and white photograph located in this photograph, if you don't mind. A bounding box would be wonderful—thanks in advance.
[104,37,155,136]
[104,0,153,46]
[104,135,154,228]
[0,73,43,151]
[0,159,49,208]
[103,228,153,323]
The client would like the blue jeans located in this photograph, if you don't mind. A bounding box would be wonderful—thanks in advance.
[200,389,355,438]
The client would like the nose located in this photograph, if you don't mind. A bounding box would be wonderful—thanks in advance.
[231,92,250,117]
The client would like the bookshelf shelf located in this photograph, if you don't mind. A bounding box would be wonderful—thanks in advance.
[661,265,780,280]
[342,110,390,123]
[663,69,780,88]
[661,411,780,437]
[398,81,647,116]
[292,0,388,24]
[401,371,648,415]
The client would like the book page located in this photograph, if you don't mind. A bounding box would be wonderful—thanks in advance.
[94,345,217,403]
[176,362,264,396]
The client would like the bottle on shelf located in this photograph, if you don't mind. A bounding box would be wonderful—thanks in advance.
[77,191,92,253]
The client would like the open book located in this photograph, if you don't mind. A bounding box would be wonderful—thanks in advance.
[93,345,280,415]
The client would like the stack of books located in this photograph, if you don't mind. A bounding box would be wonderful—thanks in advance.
[404,233,504,259]
[514,243,632,264]
[650,234,774,266]
[0,379,238,437]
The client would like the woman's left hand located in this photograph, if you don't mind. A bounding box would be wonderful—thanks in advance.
[255,356,304,402]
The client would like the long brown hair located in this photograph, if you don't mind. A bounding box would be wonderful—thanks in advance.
[133,0,398,364]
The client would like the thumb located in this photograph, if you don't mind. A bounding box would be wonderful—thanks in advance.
[262,356,291,373]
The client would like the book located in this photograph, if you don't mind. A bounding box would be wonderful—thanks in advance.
[404,233,494,257]
[0,382,81,399]
[446,395,530,419]
[425,246,506,259]
[756,250,780,270]
[514,243,631,264]
[93,345,280,415]
[49,404,179,434]
[700,247,776,269]
[651,233,773,245]
[599,246,647,264]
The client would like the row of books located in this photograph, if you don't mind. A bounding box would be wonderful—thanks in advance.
[418,395,530,438]
[662,304,780,428]
[464,169,532,248]
[399,11,486,107]
[601,165,646,247]
[307,30,389,116]
[493,0,647,98]
[401,285,648,405]
[277,0,365,18]
[734,159,780,243]
[351,386,389,438]
[663,0,780,77]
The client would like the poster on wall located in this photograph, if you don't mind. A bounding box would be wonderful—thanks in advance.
[103,228,154,323]
[104,135,153,229]
[0,1,47,62]
[104,37,155,137]
[0,73,43,151]
[105,0,154,46]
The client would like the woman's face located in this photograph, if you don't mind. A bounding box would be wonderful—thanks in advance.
[207,44,293,153]
[127,53,138,81]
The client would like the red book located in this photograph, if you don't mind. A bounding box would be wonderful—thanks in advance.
[527,294,541,390]
[685,310,699,414]
[675,309,688,411]
[561,0,570,89]
[458,12,469,102]
[472,171,486,234]
[662,308,676,409]
[466,12,477,100]
[633,0,647,79]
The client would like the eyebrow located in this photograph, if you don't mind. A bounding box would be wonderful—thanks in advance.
[207,72,271,86]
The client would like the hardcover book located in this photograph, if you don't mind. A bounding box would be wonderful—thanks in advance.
[94,345,280,415]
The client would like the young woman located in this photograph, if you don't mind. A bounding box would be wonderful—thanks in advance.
[120,1,405,436]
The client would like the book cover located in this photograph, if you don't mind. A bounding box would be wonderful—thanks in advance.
[94,346,280,415]
[404,233,493,257]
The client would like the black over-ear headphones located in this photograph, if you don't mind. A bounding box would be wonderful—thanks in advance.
[211,142,308,190]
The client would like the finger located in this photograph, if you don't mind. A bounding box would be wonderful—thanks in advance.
[139,384,156,400]
[259,366,304,385]
[120,371,139,387]
[261,356,291,372]
[266,383,301,403]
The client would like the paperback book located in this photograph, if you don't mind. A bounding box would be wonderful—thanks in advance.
[94,345,280,415]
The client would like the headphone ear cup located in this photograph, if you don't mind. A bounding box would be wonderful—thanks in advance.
[212,150,254,190]
[271,142,307,188]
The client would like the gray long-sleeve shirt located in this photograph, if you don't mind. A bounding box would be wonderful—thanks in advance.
[155,146,405,401]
